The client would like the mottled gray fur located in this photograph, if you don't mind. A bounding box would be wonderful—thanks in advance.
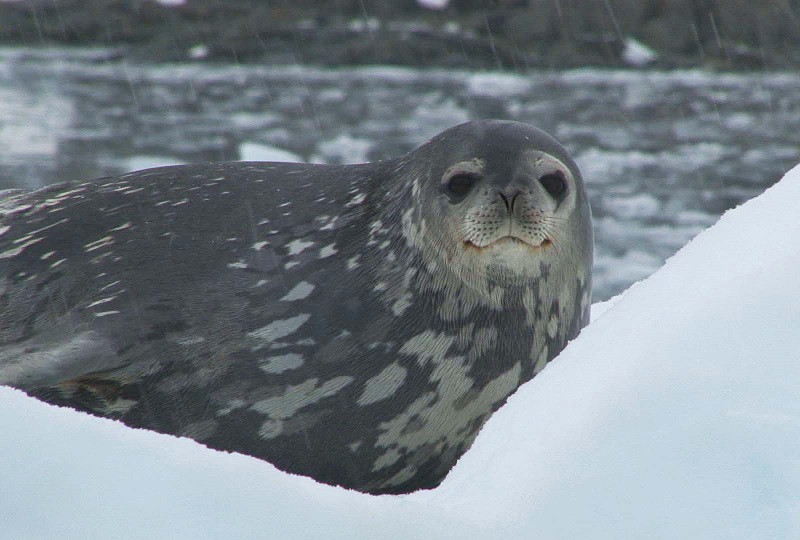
[0,120,592,494]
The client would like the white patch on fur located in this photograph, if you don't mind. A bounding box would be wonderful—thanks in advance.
[547,311,559,339]
[247,314,311,342]
[320,216,340,230]
[346,255,361,270]
[26,218,70,237]
[0,236,44,259]
[259,353,305,374]
[399,330,455,366]
[391,294,413,316]
[372,448,402,471]
[373,362,522,483]
[253,376,354,439]
[280,281,315,301]
[98,280,121,292]
[357,362,407,406]
[94,310,121,317]
[83,236,114,253]
[174,336,206,346]
[286,239,315,255]
[86,297,117,308]
[346,192,366,207]
[319,243,337,258]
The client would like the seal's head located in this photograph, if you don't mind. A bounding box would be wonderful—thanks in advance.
[402,120,592,290]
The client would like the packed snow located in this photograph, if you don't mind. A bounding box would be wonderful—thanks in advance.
[1,164,799,539]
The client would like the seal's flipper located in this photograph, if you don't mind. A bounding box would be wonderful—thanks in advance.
[0,330,117,389]
[46,371,140,417]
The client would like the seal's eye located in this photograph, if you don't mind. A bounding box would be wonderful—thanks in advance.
[446,173,480,197]
[539,171,567,198]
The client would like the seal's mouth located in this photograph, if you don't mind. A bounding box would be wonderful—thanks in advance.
[464,236,552,251]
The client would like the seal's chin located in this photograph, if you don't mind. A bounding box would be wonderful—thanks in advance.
[464,236,552,251]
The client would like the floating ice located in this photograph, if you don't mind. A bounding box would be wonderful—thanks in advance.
[239,142,302,163]
[417,0,450,10]
[622,38,658,67]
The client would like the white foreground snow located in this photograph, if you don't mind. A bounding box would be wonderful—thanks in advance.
[2,164,799,539]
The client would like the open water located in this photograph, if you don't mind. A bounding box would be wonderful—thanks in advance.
[1,47,798,300]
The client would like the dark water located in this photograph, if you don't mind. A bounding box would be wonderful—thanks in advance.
[1,47,798,301]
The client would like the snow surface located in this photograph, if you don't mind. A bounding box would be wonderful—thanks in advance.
[1,164,799,539]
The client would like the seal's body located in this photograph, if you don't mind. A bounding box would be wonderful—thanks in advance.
[0,120,592,494]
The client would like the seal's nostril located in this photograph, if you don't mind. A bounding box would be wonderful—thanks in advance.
[498,192,510,211]
[498,190,523,213]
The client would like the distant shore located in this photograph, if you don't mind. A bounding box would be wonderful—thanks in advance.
[1,0,798,70]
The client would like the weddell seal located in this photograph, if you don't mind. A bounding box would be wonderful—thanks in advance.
[0,120,592,494]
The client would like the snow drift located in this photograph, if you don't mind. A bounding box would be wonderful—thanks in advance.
[1,164,799,539]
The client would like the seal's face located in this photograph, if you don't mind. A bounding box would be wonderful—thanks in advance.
[412,120,591,286]
[441,150,575,272]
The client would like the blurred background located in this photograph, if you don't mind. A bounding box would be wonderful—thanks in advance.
[3,0,800,68]
[1,0,799,301]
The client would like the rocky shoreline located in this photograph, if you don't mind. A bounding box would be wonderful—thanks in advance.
[1,0,799,70]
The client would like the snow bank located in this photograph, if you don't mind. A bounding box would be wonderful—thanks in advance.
[2,164,799,539]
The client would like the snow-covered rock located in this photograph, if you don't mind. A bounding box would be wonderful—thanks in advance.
[1,163,799,539]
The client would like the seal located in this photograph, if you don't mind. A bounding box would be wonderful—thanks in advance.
[0,120,592,494]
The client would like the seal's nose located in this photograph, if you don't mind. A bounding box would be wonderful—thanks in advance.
[497,189,524,213]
